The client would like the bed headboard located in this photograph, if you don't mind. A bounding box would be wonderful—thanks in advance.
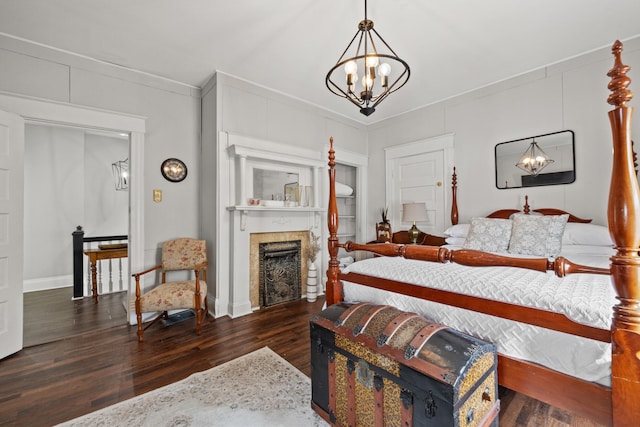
[485,195,592,223]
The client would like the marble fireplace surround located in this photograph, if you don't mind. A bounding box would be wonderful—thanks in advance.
[228,206,323,316]
[250,230,310,309]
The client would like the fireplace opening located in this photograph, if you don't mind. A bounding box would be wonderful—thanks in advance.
[259,240,302,307]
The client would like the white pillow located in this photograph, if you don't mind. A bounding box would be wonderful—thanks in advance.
[508,213,569,257]
[335,182,353,196]
[444,223,470,238]
[560,244,616,257]
[445,236,466,245]
[562,223,613,246]
[462,218,512,252]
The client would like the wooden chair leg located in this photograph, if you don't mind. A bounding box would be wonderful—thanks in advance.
[136,311,144,343]
[195,307,202,335]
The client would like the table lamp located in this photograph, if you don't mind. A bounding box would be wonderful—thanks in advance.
[402,202,428,244]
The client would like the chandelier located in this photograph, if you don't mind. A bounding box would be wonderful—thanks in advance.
[111,158,129,191]
[325,0,410,116]
[515,139,554,176]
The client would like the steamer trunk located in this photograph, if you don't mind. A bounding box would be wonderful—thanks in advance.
[310,302,499,427]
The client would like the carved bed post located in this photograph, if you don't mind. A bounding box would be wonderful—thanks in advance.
[326,137,343,306]
[607,40,640,427]
[451,167,459,225]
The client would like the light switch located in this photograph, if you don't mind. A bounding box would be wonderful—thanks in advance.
[153,189,162,202]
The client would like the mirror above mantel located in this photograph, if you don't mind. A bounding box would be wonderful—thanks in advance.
[495,130,575,189]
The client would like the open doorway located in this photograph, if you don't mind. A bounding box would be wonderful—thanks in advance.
[0,93,145,359]
[23,124,129,346]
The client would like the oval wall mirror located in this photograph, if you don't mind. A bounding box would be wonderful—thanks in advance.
[495,130,575,189]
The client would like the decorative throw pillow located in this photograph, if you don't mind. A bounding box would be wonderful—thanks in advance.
[462,218,512,252]
[508,213,569,257]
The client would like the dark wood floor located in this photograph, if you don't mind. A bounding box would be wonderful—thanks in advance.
[2,295,604,427]
[23,288,127,347]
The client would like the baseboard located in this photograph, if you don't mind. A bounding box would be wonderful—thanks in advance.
[23,275,73,293]
[228,300,253,318]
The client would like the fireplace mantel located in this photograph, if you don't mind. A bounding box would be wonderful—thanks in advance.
[227,206,324,231]
[221,132,326,318]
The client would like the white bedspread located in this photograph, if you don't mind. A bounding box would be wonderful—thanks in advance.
[341,256,616,386]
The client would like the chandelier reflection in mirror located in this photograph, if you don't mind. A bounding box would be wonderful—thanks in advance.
[112,158,129,191]
[326,0,410,116]
[515,140,554,176]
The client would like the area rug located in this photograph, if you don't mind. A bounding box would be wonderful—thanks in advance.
[58,347,328,426]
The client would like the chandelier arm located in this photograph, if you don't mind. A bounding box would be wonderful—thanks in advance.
[365,31,379,57]
[326,77,365,107]
[370,69,410,108]
[366,55,411,96]
[335,31,364,64]
[355,32,365,60]
[370,27,402,58]
[384,65,411,94]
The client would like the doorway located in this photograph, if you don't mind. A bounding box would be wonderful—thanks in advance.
[0,92,145,359]
[23,124,130,346]
[385,134,455,235]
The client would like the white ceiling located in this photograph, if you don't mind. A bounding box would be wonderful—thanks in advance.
[1,0,640,124]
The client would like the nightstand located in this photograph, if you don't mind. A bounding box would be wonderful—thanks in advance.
[391,230,446,246]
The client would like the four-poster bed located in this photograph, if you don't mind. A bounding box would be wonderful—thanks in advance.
[323,40,639,426]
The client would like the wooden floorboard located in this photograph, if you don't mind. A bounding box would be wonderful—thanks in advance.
[2,295,606,426]
[23,288,127,347]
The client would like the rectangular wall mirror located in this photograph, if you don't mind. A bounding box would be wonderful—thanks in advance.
[253,168,299,200]
[495,130,575,189]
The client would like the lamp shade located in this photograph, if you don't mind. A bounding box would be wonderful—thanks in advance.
[402,202,428,222]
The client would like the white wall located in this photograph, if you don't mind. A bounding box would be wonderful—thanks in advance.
[23,125,128,291]
[83,132,129,236]
[367,36,640,233]
[0,34,201,270]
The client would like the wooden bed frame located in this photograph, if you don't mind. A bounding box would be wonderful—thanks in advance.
[324,40,639,427]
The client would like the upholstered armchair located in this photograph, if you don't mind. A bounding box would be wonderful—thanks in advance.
[132,238,208,342]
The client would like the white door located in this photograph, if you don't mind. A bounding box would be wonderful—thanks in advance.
[385,134,454,236]
[390,151,445,234]
[0,110,24,359]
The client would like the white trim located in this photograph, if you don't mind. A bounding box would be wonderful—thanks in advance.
[0,91,146,325]
[228,143,325,168]
[23,276,73,293]
[0,91,145,132]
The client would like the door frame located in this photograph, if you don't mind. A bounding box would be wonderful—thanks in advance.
[0,91,145,324]
[385,134,455,233]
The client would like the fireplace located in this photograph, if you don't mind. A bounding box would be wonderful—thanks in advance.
[221,133,326,318]
[259,240,301,306]
[249,230,310,309]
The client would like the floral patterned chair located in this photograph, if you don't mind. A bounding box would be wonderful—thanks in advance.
[132,238,208,342]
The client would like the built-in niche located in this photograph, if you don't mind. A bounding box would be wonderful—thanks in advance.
[495,130,575,189]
